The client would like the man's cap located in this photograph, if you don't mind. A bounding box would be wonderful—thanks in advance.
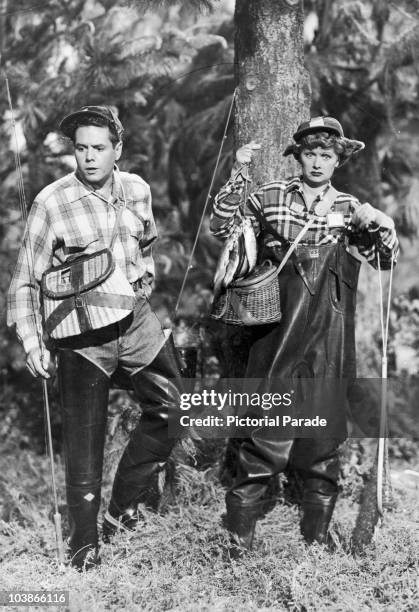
[293,116,344,141]
[60,106,124,139]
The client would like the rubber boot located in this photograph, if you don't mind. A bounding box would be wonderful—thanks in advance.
[225,494,259,559]
[67,484,101,570]
[58,350,110,569]
[103,337,183,541]
[300,478,338,545]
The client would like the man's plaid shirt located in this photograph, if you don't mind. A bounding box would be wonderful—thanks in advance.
[211,166,398,266]
[7,169,157,354]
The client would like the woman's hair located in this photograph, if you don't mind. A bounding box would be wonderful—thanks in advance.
[293,132,345,160]
[285,131,364,166]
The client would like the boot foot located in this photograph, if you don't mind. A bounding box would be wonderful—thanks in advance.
[224,498,258,559]
[303,530,338,551]
[226,533,253,561]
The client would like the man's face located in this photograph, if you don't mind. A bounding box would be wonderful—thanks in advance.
[74,125,122,188]
[299,145,339,186]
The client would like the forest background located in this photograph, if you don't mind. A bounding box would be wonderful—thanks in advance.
[0,0,418,610]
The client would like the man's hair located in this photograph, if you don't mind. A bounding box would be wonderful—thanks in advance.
[68,115,122,147]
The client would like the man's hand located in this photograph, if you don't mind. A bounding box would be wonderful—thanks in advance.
[236,141,262,165]
[26,346,52,379]
[352,203,395,230]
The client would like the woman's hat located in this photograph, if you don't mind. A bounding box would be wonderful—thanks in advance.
[293,116,344,140]
[284,116,365,165]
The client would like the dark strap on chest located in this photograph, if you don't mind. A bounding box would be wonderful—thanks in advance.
[246,199,285,244]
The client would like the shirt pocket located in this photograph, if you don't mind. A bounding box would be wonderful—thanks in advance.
[63,234,100,258]
[124,213,145,264]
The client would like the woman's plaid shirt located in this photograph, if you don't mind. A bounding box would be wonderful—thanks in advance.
[7,170,157,354]
[211,166,398,267]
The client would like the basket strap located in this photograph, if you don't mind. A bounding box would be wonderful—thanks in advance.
[247,199,284,244]
[276,218,315,274]
[44,292,135,334]
[84,292,135,309]
[44,297,81,334]
[247,200,315,273]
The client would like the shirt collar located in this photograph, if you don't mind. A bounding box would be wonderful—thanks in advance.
[285,176,304,194]
[72,165,121,206]
[285,176,332,197]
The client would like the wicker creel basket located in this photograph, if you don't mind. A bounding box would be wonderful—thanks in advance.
[210,260,282,326]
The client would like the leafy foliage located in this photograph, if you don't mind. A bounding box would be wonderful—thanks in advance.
[0,4,418,606]
[0,0,417,436]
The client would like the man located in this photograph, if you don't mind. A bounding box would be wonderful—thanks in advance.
[7,106,183,570]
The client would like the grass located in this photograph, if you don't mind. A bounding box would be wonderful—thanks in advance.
[0,440,418,612]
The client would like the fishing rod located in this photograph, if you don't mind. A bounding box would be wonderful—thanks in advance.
[174,88,237,316]
[376,250,395,518]
[4,74,65,566]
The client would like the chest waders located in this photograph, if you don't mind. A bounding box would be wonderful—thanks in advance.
[225,239,360,550]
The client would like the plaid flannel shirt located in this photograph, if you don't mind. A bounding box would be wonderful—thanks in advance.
[211,164,398,266]
[7,168,157,354]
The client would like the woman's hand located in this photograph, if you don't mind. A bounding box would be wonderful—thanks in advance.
[351,203,395,230]
[236,141,262,165]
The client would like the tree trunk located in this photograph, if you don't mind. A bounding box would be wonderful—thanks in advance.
[220,0,311,489]
[234,0,311,184]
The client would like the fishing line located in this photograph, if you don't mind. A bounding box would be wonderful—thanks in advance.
[174,87,237,316]
[4,73,65,566]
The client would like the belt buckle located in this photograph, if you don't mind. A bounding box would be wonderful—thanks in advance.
[308,248,319,259]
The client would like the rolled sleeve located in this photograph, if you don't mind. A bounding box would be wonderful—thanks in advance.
[210,163,253,238]
[7,199,54,353]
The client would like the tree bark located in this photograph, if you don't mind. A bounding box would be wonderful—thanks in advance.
[219,0,311,489]
[234,0,311,183]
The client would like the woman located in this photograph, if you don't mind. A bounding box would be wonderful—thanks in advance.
[210,116,398,551]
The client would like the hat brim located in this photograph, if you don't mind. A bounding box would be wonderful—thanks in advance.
[338,138,365,166]
[60,109,115,137]
[283,137,365,165]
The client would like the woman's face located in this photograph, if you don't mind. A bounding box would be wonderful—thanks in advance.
[299,146,339,187]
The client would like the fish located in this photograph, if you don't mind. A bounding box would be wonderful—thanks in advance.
[223,237,241,288]
[242,217,257,272]
[213,224,241,298]
[213,217,257,298]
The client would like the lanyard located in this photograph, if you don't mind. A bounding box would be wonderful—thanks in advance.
[174,88,237,316]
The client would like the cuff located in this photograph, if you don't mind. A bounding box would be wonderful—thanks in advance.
[230,162,251,183]
[19,334,41,356]
[16,317,43,355]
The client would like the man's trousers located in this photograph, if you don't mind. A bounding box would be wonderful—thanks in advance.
[55,295,183,566]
